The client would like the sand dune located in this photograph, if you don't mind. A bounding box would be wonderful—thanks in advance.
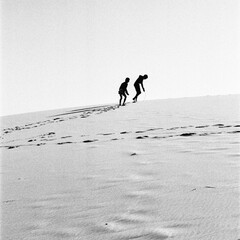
[1,95,240,239]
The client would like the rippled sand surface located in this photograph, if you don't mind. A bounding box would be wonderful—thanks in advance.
[1,95,239,239]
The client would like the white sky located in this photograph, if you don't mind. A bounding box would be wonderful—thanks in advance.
[1,0,240,116]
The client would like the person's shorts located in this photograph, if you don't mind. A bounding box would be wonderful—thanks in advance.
[118,89,125,95]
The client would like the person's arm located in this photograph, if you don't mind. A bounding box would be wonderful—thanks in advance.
[141,82,145,92]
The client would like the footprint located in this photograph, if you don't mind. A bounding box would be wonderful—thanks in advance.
[147,127,163,132]
[210,131,223,135]
[130,153,137,156]
[36,143,46,146]
[57,142,73,145]
[7,146,20,150]
[47,132,55,135]
[179,133,196,137]
[83,139,98,143]
[167,127,179,130]
[120,131,131,134]
[213,124,224,127]
[136,136,149,139]
[198,133,209,136]
[195,125,209,128]
[135,130,146,133]
[152,136,166,139]
[98,133,114,136]
[228,130,240,134]
[61,136,72,139]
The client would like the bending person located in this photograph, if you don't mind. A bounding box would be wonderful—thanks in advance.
[133,74,148,103]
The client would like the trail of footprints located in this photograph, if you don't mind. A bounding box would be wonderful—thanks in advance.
[1,105,119,136]
[1,123,240,150]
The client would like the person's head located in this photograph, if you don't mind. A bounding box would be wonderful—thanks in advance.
[125,77,130,83]
[143,74,148,79]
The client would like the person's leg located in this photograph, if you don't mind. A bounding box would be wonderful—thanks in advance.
[133,94,138,102]
[133,85,141,102]
[133,84,138,100]
[122,93,127,105]
[134,93,139,102]
[133,84,136,100]
[119,94,123,106]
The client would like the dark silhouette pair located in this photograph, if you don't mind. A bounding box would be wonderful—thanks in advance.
[118,74,148,106]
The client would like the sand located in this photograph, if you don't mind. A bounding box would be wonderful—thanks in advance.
[1,95,240,240]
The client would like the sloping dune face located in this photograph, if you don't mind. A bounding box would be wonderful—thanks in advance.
[1,95,239,240]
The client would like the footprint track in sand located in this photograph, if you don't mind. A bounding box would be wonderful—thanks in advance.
[57,139,99,144]
[2,131,56,145]
[1,104,119,137]
[2,123,239,150]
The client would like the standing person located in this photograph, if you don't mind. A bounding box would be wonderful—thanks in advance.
[118,78,130,106]
[133,74,148,103]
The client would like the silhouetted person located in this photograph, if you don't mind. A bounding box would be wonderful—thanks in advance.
[133,74,148,102]
[118,78,130,106]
